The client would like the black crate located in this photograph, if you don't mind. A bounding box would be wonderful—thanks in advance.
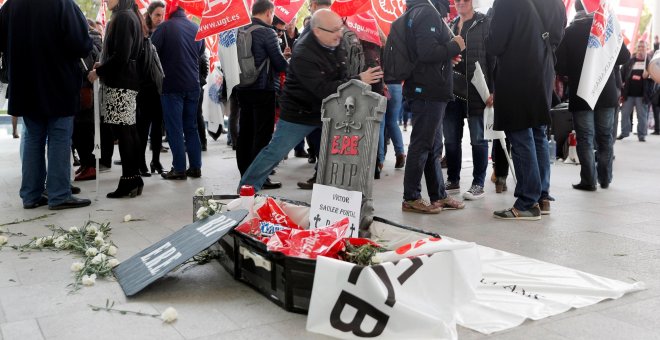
[217,212,440,314]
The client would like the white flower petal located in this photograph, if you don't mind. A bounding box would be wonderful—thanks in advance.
[160,307,178,323]
[70,262,84,272]
[123,214,132,222]
[0,235,7,246]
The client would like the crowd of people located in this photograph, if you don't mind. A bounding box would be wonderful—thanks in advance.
[0,0,656,221]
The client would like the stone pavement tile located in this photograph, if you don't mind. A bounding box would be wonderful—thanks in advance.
[0,302,6,324]
[0,279,125,323]
[154,302,241,339]
[0,262,20,288]
[598,296,660,333]
[597,220,660,245]
[581,202,660,226]
[191,323,287,340]
[1,319,44,340]
[542,312,659,339]
[12,253,78,286]
[37,302,183,340]
[266,315,336,340]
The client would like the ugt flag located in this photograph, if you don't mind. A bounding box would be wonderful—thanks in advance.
[577,0,623,109]
[196,0,251,41]
[275,0,306,24]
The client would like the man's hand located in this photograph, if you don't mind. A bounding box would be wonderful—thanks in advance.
[453,36,466,51]
[283,47,292,60]
[87,69,98,83]
[359,66,384,84]
[486,94,494,107]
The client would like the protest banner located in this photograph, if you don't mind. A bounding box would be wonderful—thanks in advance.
[345,11,382,46]
[195,0,251,41]
[275,0,306,24]
[309,184,362,238]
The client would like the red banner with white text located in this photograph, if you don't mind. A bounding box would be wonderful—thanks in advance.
[330,0,371,17]
[370,0,406,36]
[345,11,382,46]
[180,0,206,17]
[205,35,219,73]
[195,0,251,41]
[274,0,306,24]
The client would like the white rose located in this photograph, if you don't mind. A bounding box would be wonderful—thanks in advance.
[94,236,104,246]
[97,231,104,238]
[81,274,96,286]
[123,214,132,222]
[0,235,8,246]
[160,307,178,323]
[34,237,44,248]
[100,244,109,253]
[108,259,120,268]
[107,245,118,256]
[91,253,107,264]
[85,247,98,256]
[86,225,97,235]
[194,187,205,196]
[196,207,208,220]
[54,239,65,249]
[69,227,79,233]
[70,262,84,272]
[208,200,219,212]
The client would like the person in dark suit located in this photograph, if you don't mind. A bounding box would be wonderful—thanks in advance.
[0,0,92,210]
[487,0,566,220]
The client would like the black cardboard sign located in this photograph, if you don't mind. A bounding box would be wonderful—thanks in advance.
[113,210,248,296]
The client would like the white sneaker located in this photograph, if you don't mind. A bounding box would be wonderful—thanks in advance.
[463,185,485,200]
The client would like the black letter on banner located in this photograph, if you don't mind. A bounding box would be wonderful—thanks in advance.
[348,265,365,284]
[330,291,389,337]
[396,257,423,285]
[371,265,396,307]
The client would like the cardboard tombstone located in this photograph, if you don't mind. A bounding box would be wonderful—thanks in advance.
[316,79,386,235]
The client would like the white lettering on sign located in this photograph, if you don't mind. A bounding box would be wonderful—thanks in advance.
[196,215,236,237]
[141,242,182,276]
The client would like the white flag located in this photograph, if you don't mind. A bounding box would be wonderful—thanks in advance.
[217,29,240,99]
[577,1,624,109]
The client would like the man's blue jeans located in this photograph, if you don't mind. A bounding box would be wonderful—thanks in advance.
[506,126,551,211]
[161,90,201,172]
[20,116,74,206]
[403,99,447,202]
[573,108,615,186]
[443,100,488,187]
[378,84,405,164]
[620,96,648,139]
[239,119,320,191]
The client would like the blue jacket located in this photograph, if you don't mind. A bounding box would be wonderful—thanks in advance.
[152,8,204,94]
[0,0,92,118]
[240,17,288,91]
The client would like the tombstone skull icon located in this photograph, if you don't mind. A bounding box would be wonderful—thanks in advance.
[335,96,362,133]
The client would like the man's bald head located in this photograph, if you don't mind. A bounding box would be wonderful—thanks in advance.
[310,9,344,48]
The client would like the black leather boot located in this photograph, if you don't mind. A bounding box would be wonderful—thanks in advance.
[107,176,140,198]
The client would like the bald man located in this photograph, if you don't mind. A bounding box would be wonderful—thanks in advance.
[238,9,383,192]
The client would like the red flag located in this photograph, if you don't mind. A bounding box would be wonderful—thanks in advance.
[179,0,205,17]
[370,0,406,36]
[96,1,108,35]
[205,35,219,73]
[345,11,382,46]
[196,0,251,41]
[274,0,306,24]
[448,0,458,21]
[331,0,371,17]
[580,0,601,13]
[135,0,151,13]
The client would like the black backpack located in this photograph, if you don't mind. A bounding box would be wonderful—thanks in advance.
[383,10,417,82]
[139,37,165,94]
[341,27,364,78]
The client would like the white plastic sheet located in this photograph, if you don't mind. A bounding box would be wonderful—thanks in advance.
[456,244,646,334]
[307,240,481,339]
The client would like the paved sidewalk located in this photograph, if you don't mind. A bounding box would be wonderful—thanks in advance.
[0,128,659,340]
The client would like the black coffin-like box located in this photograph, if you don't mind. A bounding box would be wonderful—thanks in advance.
[194,195,439,314]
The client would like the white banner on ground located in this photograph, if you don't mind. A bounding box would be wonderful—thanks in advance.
[309,184,362,238]
[577,1,624,109]
[472,62,505,140]
[307,241,481,339]
[456,244,646,334]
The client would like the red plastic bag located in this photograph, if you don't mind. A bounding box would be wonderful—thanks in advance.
[256,197,301,229]
[267,218,350,259]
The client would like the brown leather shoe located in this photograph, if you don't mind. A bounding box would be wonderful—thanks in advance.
[74,167,96,181]
[395,154,406,169]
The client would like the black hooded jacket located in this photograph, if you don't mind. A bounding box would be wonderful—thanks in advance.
[402,0,461,102]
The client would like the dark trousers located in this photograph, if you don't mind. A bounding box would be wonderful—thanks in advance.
[228,92,239,146]
[492,138,511,178]
[136,87,163,168]
[100,122,114,168]
[236,89,276,176]
[653,105,660,133]
[72,109,95,167]
[111,124,141,177]
[197,90,207,146]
